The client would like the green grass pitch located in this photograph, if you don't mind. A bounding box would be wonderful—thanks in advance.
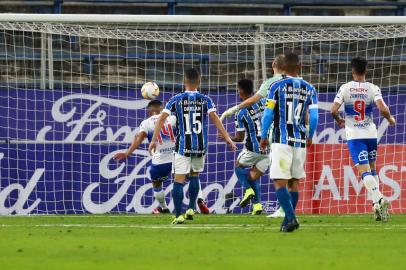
[0,214,405,270]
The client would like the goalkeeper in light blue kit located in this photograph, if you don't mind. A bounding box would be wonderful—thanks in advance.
[260,53,319,232]
[331,57,395,222]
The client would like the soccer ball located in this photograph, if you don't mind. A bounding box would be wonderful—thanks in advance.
[141,82,159,100]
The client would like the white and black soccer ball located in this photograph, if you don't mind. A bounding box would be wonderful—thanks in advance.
[141,82,160,100]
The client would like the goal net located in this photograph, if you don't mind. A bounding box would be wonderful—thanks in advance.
[0,15,405,215]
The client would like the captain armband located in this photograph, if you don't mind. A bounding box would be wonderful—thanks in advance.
[265,99,276,110]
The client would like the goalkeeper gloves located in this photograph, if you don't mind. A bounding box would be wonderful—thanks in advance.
[220,105,239,122]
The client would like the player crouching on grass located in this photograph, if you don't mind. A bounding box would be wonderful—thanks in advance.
[331,57,395,222]
[114,99,210,215]
[149,68,237,224]
[219,79,269,215]
[260,53,319,232]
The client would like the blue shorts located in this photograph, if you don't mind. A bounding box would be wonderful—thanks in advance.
[347,138,378,166]
[149,162,172,182]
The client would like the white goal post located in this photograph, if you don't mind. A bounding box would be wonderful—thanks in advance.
[1,14,406,24]
[0,14,405,215]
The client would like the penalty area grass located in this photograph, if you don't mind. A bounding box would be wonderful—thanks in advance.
[0,214,405,270]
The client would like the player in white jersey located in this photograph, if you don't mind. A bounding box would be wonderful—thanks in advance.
[114,100,175,214]
[331,57,396,222]
[114,100,209,214]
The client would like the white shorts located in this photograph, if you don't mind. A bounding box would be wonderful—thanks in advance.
[237,149,270,173]
[269,143,306,179]
[173,153,205,174]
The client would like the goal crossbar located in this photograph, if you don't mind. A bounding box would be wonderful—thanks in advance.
[0,14,406,25]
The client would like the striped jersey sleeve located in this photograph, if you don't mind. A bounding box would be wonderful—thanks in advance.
[235,110,246,132]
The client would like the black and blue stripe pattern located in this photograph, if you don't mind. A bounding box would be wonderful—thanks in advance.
[164,90,216,157]
[235,99,266,153]
[267,77,318,148]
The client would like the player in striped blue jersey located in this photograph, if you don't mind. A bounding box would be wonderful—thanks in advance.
[260,53,319,232]
[220,79,270,215]
[149,68,237,224]
[219,55,288,218]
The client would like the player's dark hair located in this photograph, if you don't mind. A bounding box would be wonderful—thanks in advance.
[147,99,163,108]
[284,52,300,73]
[184,68,201,85]
[237,79,254,96]
[351,57,368,75]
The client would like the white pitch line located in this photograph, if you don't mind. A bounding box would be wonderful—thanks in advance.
[0,214,382,218]
[1,223,406,230]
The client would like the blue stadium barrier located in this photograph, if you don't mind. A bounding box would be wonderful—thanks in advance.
[0,52,210,76]
[16,1,406,16]
[0,50,403,76]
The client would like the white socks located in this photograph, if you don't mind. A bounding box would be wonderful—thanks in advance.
[198,181,203,201]
[154,190,168,209]
[362,173,383,204]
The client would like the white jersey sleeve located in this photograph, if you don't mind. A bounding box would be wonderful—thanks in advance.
[138,119,148,135]
[167,115,177,127]
[334,85,346,105]
[141,114,176,165]
[337,81,379,140]
[372,84,383,102]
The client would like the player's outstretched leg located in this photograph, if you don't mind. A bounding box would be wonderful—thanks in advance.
[152,181,170,214]
[235,167,255,208]
[171,181,185,224]
[185,174,200,220]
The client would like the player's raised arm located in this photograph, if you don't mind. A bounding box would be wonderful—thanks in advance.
[220,94,262,121]
[114,131,147,161]
[220,55,285,122]
[210,111,237,151]
[148,112,169,155]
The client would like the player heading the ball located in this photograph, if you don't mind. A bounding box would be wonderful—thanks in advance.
[114,100,175,214]
[331,57,396,222]
[149,68,237,225]
[260,53,319,233]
